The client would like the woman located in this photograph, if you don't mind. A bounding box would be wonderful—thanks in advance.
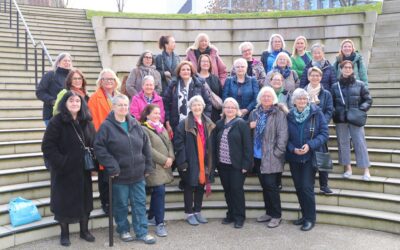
[42,91,95,246]
[291,36,312,79]
[286,88,329,231]
[53,68,90,116]
[333,39,368,87]
[305,67,334,194]
[186,33,227,85]
[174,95,215,226]
[155,35,181,94]
[249,87,288,229]
[140,104,174,237]
[231,42,266,87]
[88,69,120,215]
[331,61,372,180]
[94,94,156,244]
[300,43,337,92]
[261,34,291,73]
[198,54,223,122]
[130,75,165,123]
[164,61,212,134]
[36,52,72,126]
[212,98,252,229]
[126,50,162,98]
[268,72,291,108]
[222,58,259,120]
[265,52,299,93]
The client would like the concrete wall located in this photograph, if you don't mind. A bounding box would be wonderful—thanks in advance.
[91,12,377,75]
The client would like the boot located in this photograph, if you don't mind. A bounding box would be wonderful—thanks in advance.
[79,215,95,242]
[60,222,71,247]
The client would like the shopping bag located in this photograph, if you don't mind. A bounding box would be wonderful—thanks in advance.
[9,197,41,227]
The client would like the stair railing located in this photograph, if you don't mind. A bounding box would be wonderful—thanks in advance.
[2,0,53,86]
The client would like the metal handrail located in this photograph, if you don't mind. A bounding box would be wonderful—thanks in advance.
[3,0,53,85]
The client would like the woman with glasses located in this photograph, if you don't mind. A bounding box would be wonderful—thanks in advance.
[265,52,299,94]
[88,69,120,215]
[126,50,162,98]
[222,58,259,120]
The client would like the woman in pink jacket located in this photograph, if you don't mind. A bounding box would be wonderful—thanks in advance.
[130,75,165,123]
[186,33,227,86]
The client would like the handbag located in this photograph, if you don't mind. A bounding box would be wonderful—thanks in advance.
[9,197,42,227]
[310,116,333,172]
[72,123,97,171]
[203,82,223,110]
[337,83,367,127]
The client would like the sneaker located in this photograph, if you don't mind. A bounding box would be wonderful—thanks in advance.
[147,217,156,226]
[186,214,200,226]
[155,223,167,237]
[256,214,272,223]
[136,234,156,244]
[267,218,281,228]
[194,213,208,224]
[119,232,134,242]
[320,186,333,194]
[362,174,371,181]
[343,171,352,179]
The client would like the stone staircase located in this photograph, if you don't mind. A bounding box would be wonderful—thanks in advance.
[1,1,400,249]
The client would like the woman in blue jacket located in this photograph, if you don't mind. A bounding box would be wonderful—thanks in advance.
[286,88,329,231]
[222,58,259,120]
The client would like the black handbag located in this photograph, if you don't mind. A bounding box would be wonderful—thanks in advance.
[337,83,367,127]
[72,123,97,171]
[310,116,333,172]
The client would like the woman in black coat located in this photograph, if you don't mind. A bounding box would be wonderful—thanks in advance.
[212,97,252,229]
[42,91,96,246]
[36,52,72,126]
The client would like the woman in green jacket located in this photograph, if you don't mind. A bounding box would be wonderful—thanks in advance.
[291,36,312,79]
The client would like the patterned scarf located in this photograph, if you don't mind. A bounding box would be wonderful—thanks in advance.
[274,66,291,79]
[293,104,311,123]
[255,106,274,149]
[177,79,191,122]
[306,84,321,104]
[144,120,165,134]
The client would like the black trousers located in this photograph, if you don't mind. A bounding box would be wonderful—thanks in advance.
[98,170,109,208]
[254,159,282,218]
[289,160,317,222]
[218,163,246,223]
[319,171,329,188]
[179,170,205,214]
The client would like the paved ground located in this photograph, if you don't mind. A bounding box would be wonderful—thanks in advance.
[10,219,400,250]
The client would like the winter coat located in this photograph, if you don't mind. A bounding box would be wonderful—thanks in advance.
[36,67,70,120]
[174,112,215,187]
[155,51,181,93]
[248,104,289,174]
[142,125,175,187]
[125,65,162,98]
[286,104,329,163]
[130,90,165,123]
[52,89,90,116]
[291,51,312,79]
[265,69,299,94]
[41,114,95,220]
[332,52,368,87]
[88,88,113,131]
[331,79,372,124]
[261,49,291,73]
[186,47,227,86]
[212,117,253,172]
[304,84,334,123]
[300,60,337,92]
[94,111,153,185]
[222,75,259,119]
[164,76,212,130]
[230,58,267,87]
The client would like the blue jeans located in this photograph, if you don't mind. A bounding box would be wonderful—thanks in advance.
[112,180,148,237]
[148,185,166,225]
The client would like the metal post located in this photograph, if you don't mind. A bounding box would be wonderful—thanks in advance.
[25,30,28,70]
[16,11,19,47]
[42,48,45,76]
[4,0,6,13]
[108,176,113,247]
[9,0,12,28]
[34,48,38,86]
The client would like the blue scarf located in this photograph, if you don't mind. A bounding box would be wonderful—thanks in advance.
[274,66,291,79]
[255,106,274,148]
[293,104,311,123]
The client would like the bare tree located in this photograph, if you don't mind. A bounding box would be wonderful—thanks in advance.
[338,0,358,6]
[116,0,125,12]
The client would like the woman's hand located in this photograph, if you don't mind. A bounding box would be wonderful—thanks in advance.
[294,144,310,155]
[249,121,256,129]
[242,169,247,174]
[164,157,173,168]
[164,71,171,78]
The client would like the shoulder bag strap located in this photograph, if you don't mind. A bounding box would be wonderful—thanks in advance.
[71,122,86,148]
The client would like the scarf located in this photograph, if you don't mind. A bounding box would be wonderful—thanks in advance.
[194,47,212,62]
[311,59,326,69]
[247,60,253,76]
[195,117,206,185]
[70,86,86,98]
[255,106,274,149]
[101,88,113,109]
[339,74,356,86]
[274,66,291,79]
[144,120,165,134]
[275,86,285,98]
[306,84,321,104]
[343,52,356,62]
[177,79,191,122]
[294,104,311,123]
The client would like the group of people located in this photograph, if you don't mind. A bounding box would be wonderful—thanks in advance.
[36,33,372,247]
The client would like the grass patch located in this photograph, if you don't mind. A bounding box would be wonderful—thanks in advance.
[86,2,382,20]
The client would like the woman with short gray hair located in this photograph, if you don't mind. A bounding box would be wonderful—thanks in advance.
[286,88,329,231]
[174,95,215,226]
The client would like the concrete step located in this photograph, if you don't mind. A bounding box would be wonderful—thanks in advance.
[368,105,400,115]
[0,128,44,142]
[367,82,400,88]
[0,46,101,58]
[0,152,44,170]
[0,98,44,107]
[382,1,400,14]
[0,89,35,99]
[0,166,48,187]
[0,50,100,62]
[329,124,400,137]
[0,35,98,47]
[0,5,86,20]
[0,26,95,40]
[0,57,102,69]
[0,40,99,52]
[0,107,42,118]
[0,117,43,130]
[0,139,42,155]
[366,115,400,125]
[328,135,400,150]
[368,96,399,105]
[368,87,400,97]
[0,69,99,79]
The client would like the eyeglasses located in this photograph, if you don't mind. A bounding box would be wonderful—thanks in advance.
[235,65,246,69]
[343,66,353,69]
[272,78,282,82]
[223,106,237,110]
[102,78,115,82]
[72,77,82,81]
[241,49,252,54]
[115,104,129,108]
[143,56,153,59]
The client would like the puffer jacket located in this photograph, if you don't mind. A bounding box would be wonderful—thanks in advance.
[333,52,368,87]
